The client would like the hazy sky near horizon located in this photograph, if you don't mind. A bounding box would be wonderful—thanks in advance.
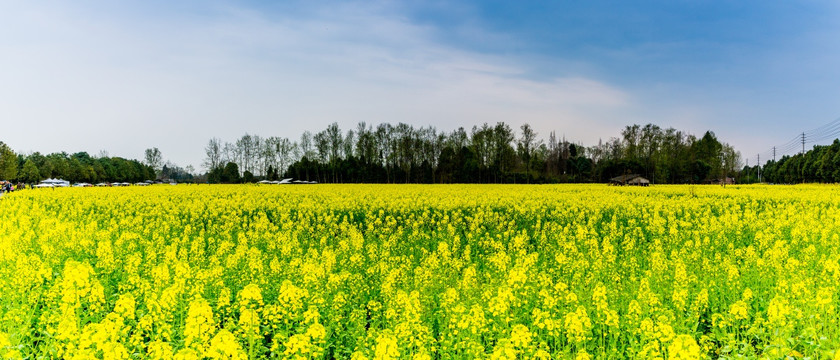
[2,1,839,168]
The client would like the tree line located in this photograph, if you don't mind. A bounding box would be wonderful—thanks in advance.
[0,142,156,184]
[7,122,839,185]
[741,139,840,184]
[203,122,744,184]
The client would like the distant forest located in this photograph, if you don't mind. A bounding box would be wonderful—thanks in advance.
[1,122,837,185]
[741,139,840,184]
[203,122,743,184]
[0,145,157,184]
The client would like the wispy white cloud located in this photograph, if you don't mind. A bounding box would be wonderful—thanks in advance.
[15,1,835,166]
[0,1,644,166]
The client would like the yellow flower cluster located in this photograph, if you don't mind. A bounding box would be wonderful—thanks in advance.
[0,184,837,358]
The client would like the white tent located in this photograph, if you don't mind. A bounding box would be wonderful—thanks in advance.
[40,178,70,187]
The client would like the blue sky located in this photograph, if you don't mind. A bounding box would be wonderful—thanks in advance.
[2,1,839,168]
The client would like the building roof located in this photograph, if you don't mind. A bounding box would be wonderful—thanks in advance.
[609,174,641,182]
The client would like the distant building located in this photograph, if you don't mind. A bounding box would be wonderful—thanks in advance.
[609,174,650,186]
[710,177,735,185]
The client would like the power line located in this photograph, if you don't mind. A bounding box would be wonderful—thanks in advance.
[804,129,838,140]
[760,117,840,163]
[807,128,840,143]
[774,134,804,151]
[804,117,840,136]
[774,142,801,156]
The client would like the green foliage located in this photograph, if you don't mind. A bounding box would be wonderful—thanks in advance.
[207,166,223,184]
[8,151,153,184]
[20,159,41,183]
[242,170,255,183]
[756,139,840,183]
[279,122,742,184]
[221,162,241,183]
[0,142,16,181]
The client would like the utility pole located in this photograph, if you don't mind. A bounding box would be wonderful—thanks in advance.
[802,133,806,155]
[773,146,776,162]
[757,154,761,183]
[720,151,726,188]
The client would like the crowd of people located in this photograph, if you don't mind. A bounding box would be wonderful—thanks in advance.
[0,181,24,194]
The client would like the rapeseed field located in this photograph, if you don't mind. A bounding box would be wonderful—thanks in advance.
[0,184,837,359]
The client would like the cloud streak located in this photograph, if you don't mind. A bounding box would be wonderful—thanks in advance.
[2,1,838,167]
[0,1,641,167]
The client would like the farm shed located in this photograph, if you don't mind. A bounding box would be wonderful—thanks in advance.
[710,177,735,185]
[609,174,650,186]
